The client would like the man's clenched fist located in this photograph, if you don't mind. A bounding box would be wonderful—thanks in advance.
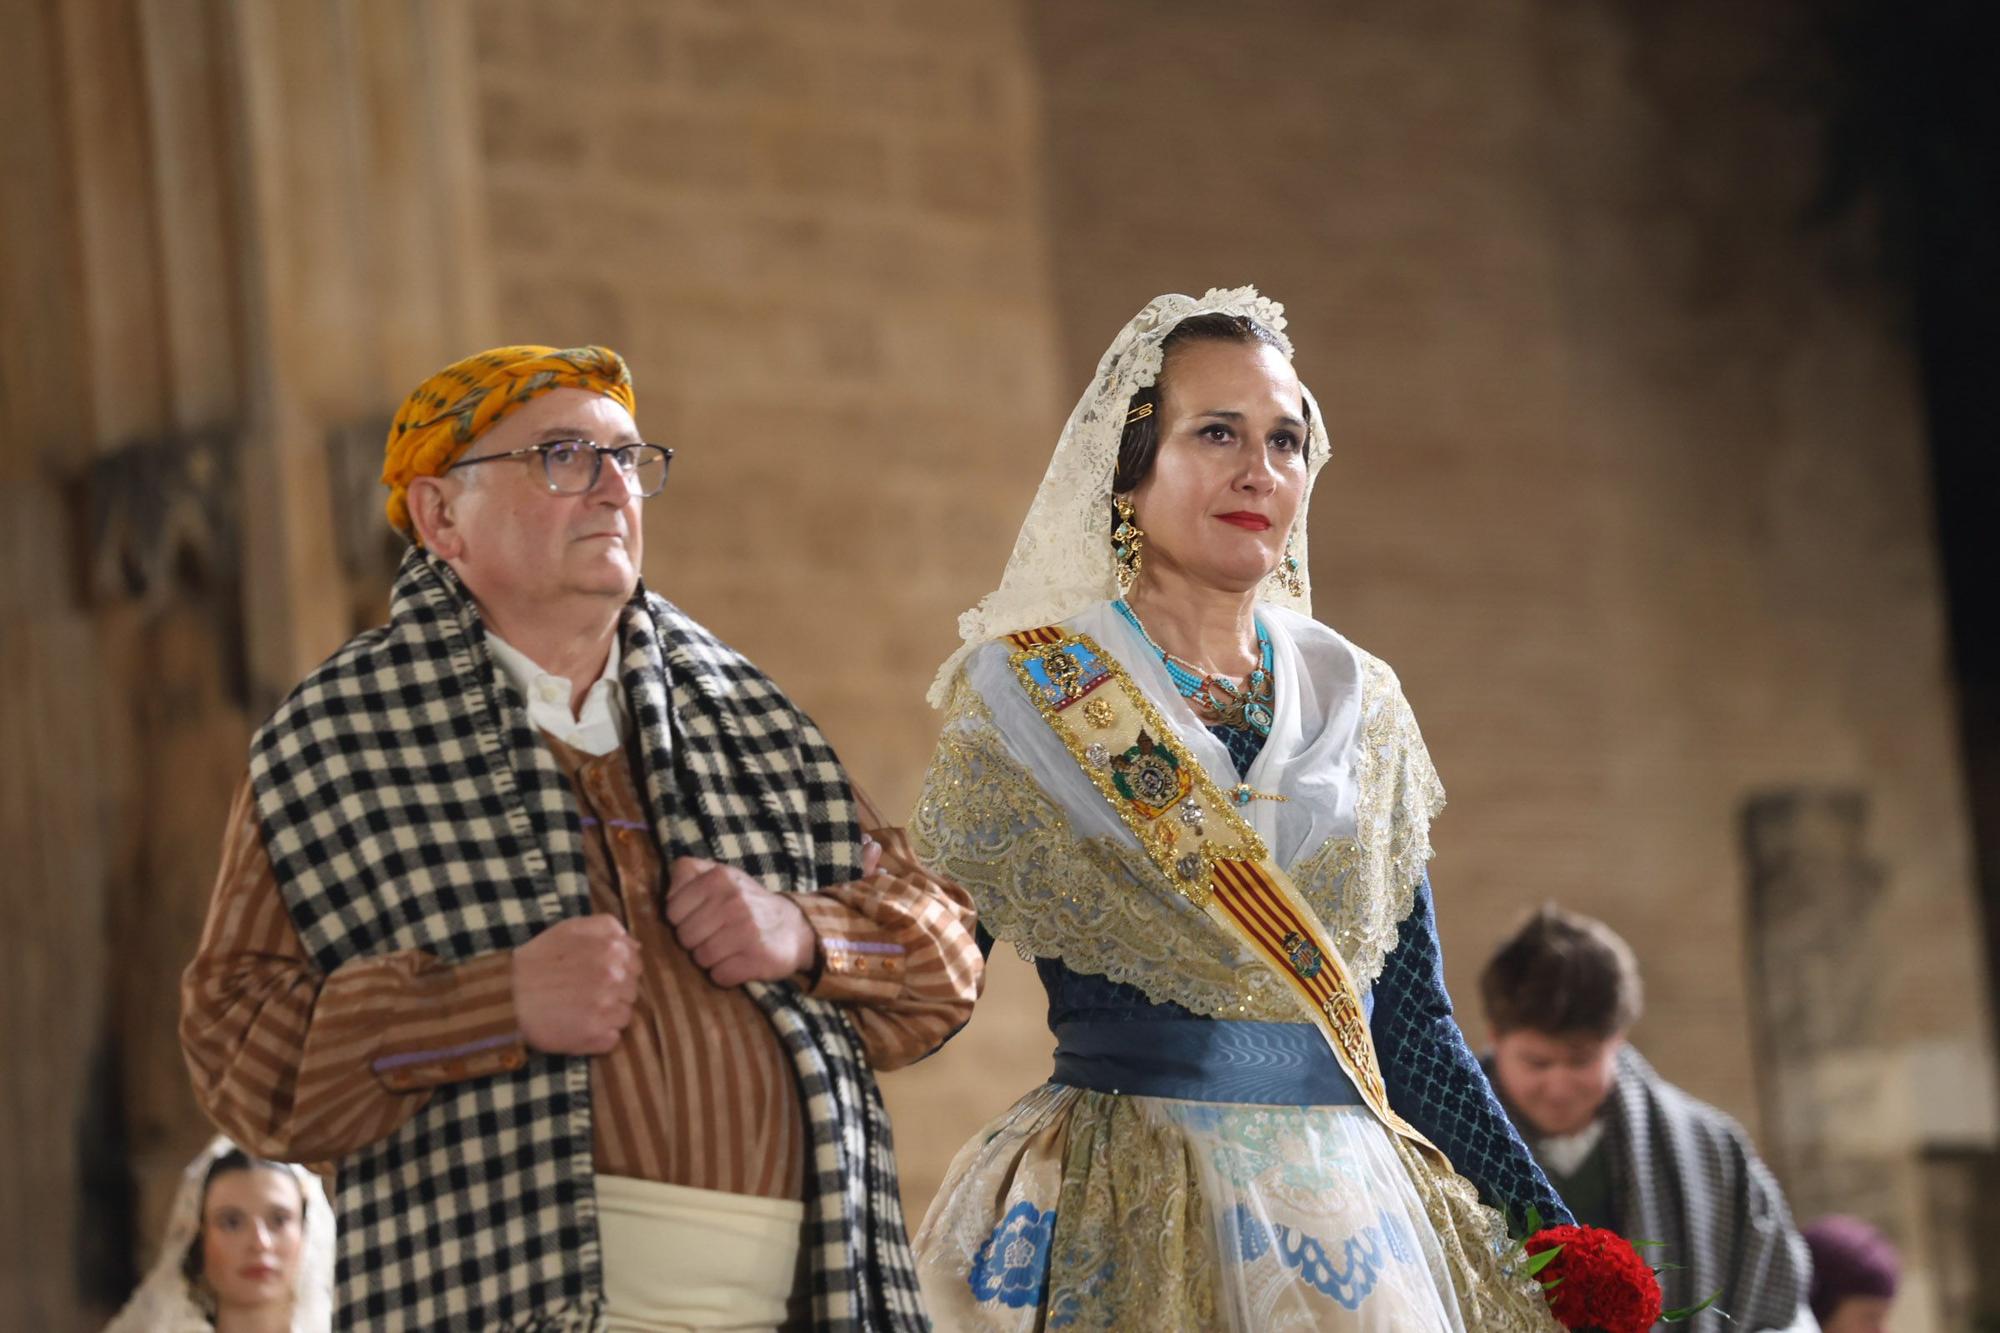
[512,914,640,1055]
[665,857,818,988]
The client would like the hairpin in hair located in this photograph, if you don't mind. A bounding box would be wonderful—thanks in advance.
[1125,402,1155,424]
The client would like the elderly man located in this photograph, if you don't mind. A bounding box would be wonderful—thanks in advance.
[182,345,980,1331]
[1479,904,1813,1333]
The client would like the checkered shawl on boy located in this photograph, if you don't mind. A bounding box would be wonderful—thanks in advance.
[1604,1046,1808,1331]
[249,547,928,1331]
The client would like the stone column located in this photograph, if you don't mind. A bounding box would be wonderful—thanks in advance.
[1743,790,1994,1333]
[0,1,489,1323]
[1742,791,1893,1213]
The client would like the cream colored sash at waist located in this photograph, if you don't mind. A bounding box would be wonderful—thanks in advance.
[1005,627,1445,1170]
[597,1175,804,1332]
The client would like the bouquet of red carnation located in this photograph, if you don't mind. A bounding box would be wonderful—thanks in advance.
[1516,1218,1720,1332]
[1522,1224,1663,1332]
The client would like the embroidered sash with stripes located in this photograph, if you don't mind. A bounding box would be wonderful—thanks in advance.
[1005,626,1446,1167]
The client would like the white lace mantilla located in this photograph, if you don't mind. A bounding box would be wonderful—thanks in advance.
[929,287,1331,707]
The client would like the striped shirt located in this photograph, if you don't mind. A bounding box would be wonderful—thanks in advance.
[181,734,981,1197]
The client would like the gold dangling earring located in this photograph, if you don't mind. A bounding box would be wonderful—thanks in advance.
[1273,535,1304,596]
[1111,495,1145,590]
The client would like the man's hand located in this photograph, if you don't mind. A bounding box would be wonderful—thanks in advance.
[665,857,817,988]
[512,914,640,1055]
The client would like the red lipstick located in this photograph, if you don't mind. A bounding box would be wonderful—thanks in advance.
[1215,512,1271,531]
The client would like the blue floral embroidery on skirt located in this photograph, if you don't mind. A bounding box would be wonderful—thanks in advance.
[1229,1203,1417,1310]
[970,1201,1056,1308]
[1279,1224,1384,1308]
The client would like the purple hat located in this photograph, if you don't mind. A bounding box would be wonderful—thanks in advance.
[1804,1215,1900,1321]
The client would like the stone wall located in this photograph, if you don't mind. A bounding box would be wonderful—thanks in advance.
[3,0,1992,1325]
[0,1,487,1325]
[472,0,1062,789]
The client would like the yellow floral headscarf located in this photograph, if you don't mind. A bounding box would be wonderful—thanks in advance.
[381,344,636,538]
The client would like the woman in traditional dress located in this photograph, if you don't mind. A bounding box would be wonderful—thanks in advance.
[911,288,1570,1331]
[105,1137,333,1333]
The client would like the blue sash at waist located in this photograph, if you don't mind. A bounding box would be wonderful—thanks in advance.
[1050,1019,1365,1106]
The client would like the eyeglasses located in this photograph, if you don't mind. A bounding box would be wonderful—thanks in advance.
[448,440,674,497]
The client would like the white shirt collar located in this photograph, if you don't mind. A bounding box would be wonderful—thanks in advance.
[1533,1118,1608,1177]
[485,631,629,757]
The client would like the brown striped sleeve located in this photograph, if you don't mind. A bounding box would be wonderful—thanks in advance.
[179,775,526,1162]
[790,794,983,1071]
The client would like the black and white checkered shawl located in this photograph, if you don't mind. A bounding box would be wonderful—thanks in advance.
[1606,1047,1809,1331]
[249,548,928,1331]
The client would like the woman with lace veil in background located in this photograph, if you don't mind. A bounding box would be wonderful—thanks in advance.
[911,288,1570,1330]
[105,1137,332,1333]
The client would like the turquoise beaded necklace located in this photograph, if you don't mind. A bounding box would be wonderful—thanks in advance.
[1112,599,1275,738]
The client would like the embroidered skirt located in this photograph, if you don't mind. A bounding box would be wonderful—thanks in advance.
[914,1082,1469,1331]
